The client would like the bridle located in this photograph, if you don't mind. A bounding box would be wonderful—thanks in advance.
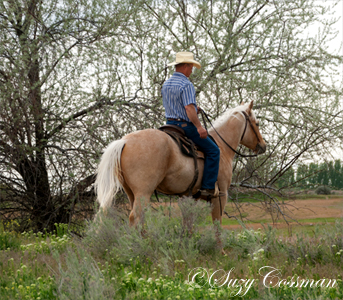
[200,109,261,158]
[240,111,261,144]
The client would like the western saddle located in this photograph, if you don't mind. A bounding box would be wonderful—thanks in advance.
[157,124,204,197]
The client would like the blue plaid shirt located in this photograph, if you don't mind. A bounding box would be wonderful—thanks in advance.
[162,72,197,122]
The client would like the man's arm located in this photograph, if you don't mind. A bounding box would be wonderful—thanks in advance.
[185,104,207,139]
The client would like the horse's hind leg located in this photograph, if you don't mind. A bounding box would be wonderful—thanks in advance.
[122,182,151,228]
[121,182,136,226]
[129,193,152,227]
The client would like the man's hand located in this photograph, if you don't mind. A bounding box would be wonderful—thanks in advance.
[185,104,208,139]
[197,126,208,139]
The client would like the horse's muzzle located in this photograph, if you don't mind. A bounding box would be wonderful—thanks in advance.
[255,143,266,155]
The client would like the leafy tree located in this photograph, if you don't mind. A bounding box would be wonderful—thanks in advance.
[0,0,145,231]
[328,161,335,187]
[318,162,330,186]
[294,160,343,189]
[138,0,342,191]
[0,0,342,229]
[295,164,309,187]
[333,159,343,189]
[275,166,295,188]
[308,163,319,188]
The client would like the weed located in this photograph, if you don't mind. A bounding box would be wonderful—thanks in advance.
[0,223,20,250]
[55,248,110,300]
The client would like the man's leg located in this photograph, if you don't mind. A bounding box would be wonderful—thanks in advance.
[167,121,220,189]
[185,129,220,190]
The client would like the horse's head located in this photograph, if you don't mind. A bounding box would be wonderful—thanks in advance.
[239,101,266,155]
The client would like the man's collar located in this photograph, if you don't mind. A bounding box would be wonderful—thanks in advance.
[173,72,188,79]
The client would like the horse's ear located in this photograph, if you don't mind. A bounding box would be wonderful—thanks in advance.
[240,101,245,105]
[247,100,254,115]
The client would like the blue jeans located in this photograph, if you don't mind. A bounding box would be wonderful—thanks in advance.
[167,120,220,189]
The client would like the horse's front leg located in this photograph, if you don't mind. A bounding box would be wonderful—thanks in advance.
[211,193,228,255]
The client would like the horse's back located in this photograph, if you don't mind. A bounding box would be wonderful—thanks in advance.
[122,129,173,163]
[120,129,174,191]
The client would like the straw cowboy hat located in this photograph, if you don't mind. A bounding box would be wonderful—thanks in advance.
[167,52,201,69]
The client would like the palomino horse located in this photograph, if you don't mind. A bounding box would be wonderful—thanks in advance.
[95,101,266,227]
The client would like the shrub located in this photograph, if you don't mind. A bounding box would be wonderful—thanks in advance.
[226,226,270,259]
[316,186,331,195]
[0,223,20,250]
[84,197,226,272]
[55,248,108,300]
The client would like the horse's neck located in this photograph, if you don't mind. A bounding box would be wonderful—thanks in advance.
[209,115,244,161]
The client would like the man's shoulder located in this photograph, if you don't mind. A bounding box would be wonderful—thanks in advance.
[163,73,193,88]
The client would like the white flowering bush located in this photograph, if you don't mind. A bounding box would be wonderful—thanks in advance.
[226,227,270,260]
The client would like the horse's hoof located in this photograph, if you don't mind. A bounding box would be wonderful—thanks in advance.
[141,229,148,238]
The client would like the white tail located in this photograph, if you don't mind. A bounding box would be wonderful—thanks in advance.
[95,139,126,208]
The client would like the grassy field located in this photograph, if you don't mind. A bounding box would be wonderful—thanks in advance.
[1,197,343,299]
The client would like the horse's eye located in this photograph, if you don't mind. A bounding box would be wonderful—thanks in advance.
[256,123,259,127]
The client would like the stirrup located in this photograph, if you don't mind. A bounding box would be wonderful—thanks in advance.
[194,182,226,201]
[210,182,225,197]
[214,181,220,197]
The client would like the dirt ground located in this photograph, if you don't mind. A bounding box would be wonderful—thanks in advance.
[224,197,343,230]
[155,197,343,230]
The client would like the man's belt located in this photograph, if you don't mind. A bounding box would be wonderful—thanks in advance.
[167,118,188,122]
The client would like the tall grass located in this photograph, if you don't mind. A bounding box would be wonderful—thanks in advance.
[1,199,343,299]
[55,248,108,300]
[84,197,226,273]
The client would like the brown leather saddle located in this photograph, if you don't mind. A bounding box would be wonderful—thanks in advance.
[158,125,205,159]
[158,124,204,196]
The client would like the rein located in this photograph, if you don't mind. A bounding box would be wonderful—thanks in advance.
[200,109,258,158]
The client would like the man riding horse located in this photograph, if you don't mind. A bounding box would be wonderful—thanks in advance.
[162,52,222,199]
[95,50,266,236]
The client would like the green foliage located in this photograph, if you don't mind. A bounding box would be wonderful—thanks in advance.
[18,223,73,255]
[56,248,107,300]
[226,227,268,259]
[278,220,343,268]
[276,168,296,189]
[0,252,57,300]
[316,186,332,195]
[0,223,20,251]
[20,233,71,255]
[1,0,343,231]
[85,197,224,272]
[277,160,343,189]
[1,217,343,299]
[0,262,57,300]
[0,223,73,299]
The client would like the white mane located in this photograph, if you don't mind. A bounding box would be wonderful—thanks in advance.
[212,103,256,128]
